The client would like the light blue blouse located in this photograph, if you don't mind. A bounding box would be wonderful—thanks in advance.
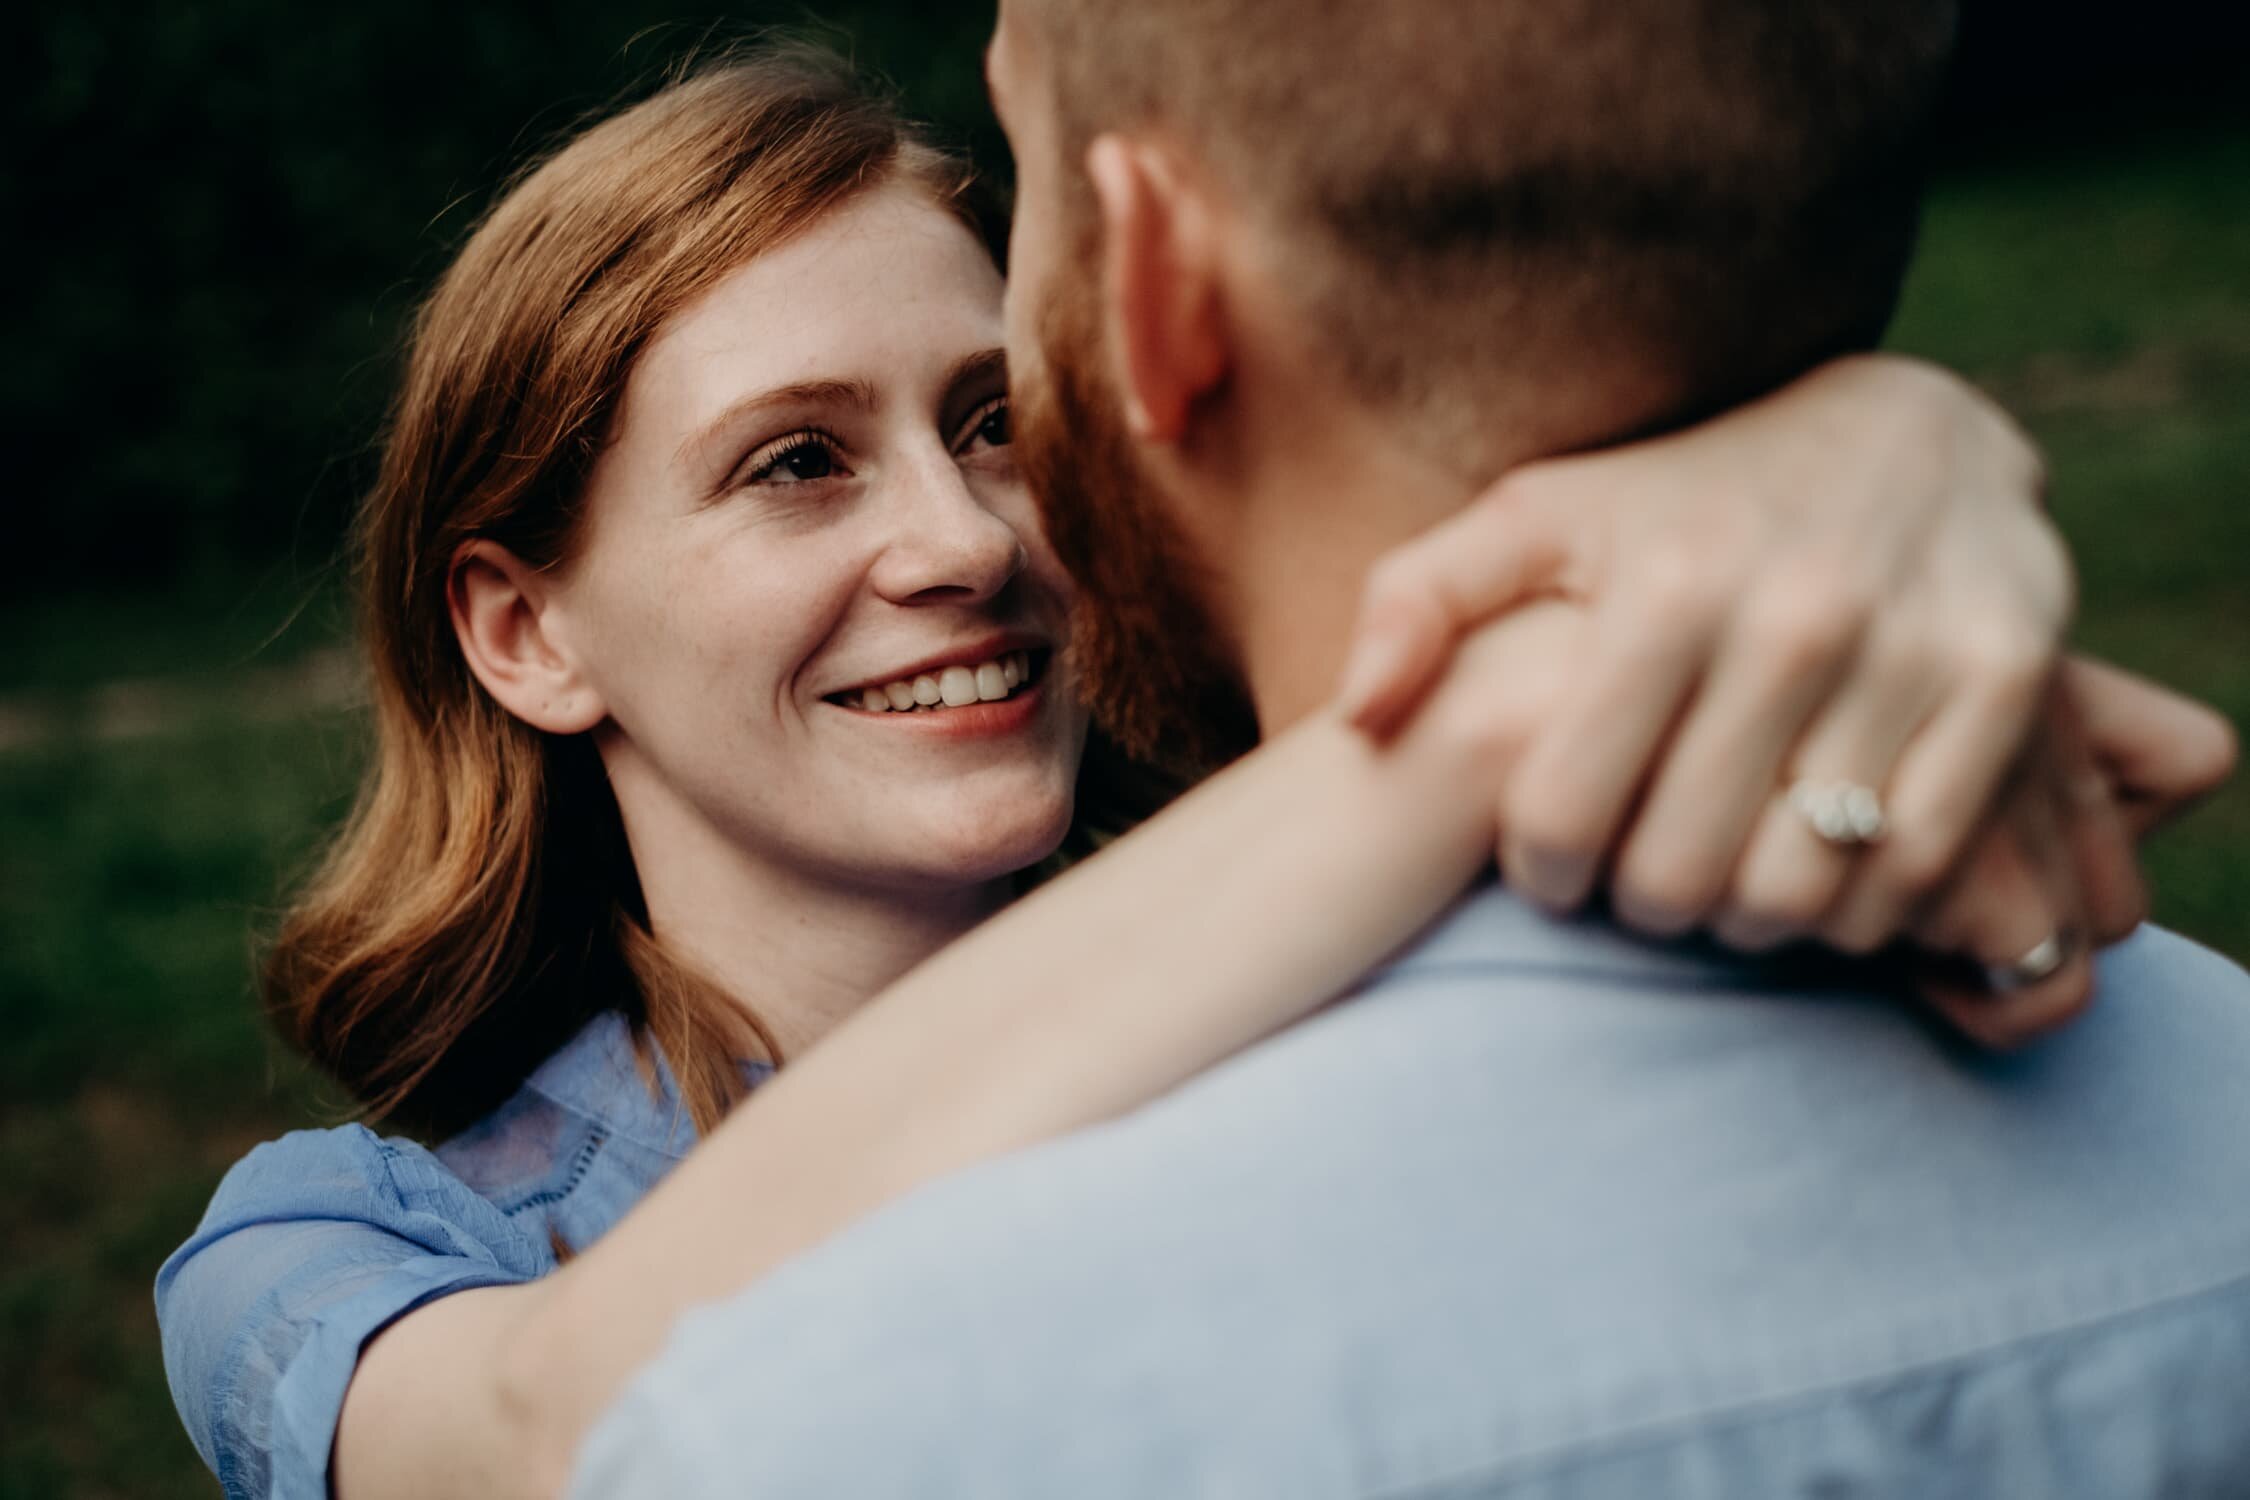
[154,1010,769,1500]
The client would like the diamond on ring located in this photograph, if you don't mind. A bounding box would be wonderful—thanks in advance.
[1787,780,1888,847]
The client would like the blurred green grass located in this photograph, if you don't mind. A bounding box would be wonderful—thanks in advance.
[1887,125,2250,951]
[4,127,2247,1497]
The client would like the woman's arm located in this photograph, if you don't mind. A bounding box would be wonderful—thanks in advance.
[330,354,2234,1497]
[334,613,1562,1500]
[331,653,2232,1500]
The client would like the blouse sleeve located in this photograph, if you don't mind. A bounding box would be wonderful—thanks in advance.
[155,1124,556,1500]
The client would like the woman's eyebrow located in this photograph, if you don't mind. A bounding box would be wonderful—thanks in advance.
[946,347,1009,394]
[936,355,1008,436]
[677,376,881,472]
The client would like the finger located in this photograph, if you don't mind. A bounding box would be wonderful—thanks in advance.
[2062,656,2241,838]
[1755,625,1947,953]
[1708,765,1900,953]
[1606,582,1864,936]
[1833,625,2053,941]
[2040,683,2147,945]
[1911,781,2095,1049]
[1337,475,1578,737]
[1500,582,1717,911]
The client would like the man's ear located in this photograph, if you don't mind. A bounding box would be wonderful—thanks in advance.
[448,540,607,735]
[1085,134,1230,444]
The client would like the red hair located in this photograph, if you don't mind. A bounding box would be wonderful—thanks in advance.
[264,48,1001,1138]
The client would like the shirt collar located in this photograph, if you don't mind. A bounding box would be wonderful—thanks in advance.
[523,1009,775,1161]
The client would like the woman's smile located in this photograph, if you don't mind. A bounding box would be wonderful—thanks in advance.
[822,637,1054,740]
[832,673,1049,741]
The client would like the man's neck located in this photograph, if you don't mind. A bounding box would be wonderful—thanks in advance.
[1199,379,1489,734]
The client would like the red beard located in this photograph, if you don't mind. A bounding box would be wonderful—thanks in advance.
[1013,270,1259,780]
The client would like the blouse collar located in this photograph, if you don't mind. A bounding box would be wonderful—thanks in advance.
[522,1009,775,1161]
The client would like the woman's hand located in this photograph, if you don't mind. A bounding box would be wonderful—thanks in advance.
[1334,353,2235,1044]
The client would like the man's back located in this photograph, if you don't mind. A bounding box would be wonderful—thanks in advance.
[574,891,2250,1498]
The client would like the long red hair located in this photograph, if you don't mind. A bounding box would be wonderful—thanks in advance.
[264,48,1006,1139]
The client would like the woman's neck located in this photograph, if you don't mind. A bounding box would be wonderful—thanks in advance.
[657,861,1010,1061]
[612,784,1012,1061]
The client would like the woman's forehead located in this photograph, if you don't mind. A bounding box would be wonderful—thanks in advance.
[632,186,1006,429]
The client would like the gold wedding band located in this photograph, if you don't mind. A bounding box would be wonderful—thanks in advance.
[1983,928,2081,993]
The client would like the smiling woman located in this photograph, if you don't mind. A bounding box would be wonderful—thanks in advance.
[450,180,1090,1058]
[255,52,1042,1138]
[144,33,2232,1500]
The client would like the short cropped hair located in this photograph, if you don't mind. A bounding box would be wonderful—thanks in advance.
[1020,0,1958,475]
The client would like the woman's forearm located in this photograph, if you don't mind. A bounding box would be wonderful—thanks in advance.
[506,694,1516,1479]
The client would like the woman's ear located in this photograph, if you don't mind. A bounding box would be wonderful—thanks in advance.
[448,540,607,735]
[1085,133,1231,444]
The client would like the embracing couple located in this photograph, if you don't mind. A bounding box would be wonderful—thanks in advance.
[159,2,2250,1497]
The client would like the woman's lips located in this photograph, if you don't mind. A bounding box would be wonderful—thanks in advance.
[826,648,1046,714]
[829,677,1047,740]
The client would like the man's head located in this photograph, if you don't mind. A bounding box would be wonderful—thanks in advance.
[989,0,1957,766]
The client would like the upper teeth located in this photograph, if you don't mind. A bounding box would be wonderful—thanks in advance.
[850,651,1033,713]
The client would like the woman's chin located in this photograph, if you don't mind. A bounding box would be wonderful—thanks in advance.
[902,796,1077,888]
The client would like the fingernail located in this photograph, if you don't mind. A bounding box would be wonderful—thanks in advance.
[1615,895,1696,938]
[1510,842,1596,912]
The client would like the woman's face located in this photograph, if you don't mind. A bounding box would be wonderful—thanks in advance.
[545,183,1087,899]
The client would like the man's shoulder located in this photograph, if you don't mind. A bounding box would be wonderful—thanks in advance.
[1357,889,2250,1199]
[572,901,2250,1500]
[1369,885,2250,1099]
[1375,880,2248,1011]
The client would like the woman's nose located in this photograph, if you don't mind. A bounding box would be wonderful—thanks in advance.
[869,458,1029,607]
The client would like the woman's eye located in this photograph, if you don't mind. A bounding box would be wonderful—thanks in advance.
[745,434,841,485]
[960,398,1011,454]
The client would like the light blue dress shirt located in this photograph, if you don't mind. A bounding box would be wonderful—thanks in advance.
[154,1010,764,1500]
[575,890,2250,1499]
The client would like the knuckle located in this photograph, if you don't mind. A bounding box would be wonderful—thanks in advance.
[1880,628,1945,689]
[1504,792,1599,866]
[1439,696,1535,770]
[1627,550,1730,634]
[1359,552,1424,614]
[1958,621,2057,707]
[2000,521,2077,636]
[1484,462,1559,516]
[1902,365,1969,444]
[1857,355,1972,451]
[2190,707,2242,792]
[1742,563,1873,674]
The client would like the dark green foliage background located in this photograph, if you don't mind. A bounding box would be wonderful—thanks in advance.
[11,2,1004,598]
